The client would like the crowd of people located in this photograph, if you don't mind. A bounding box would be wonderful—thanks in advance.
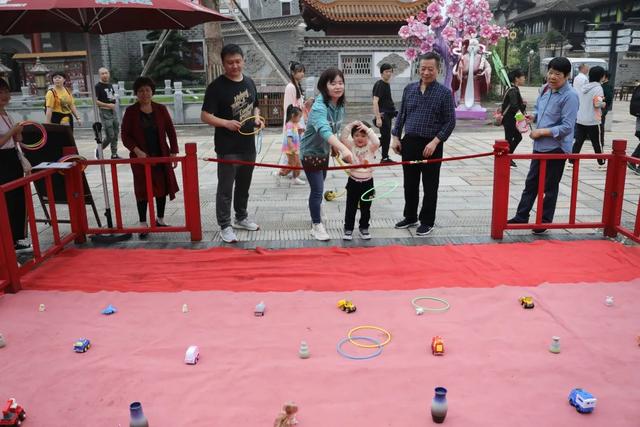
[2,44,640,250]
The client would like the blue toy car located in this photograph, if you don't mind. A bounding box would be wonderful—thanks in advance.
[568,388,596,413]
[73,338,91,353]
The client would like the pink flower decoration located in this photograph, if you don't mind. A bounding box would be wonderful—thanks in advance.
[479,25,493,39]
[417,11,428,22]
[405,48,418,62]
[398,25,412,39]
[419,40,434,53]
[426,2,441,18]
[441,26,457,42]
[411,21,430,39]
[430,15,445,29]
[464,0,474,7]
[446,3,462,18]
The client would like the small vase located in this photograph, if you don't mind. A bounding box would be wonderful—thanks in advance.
[549,336,561,354]
[431,387,448,423]
[129,401,149,427]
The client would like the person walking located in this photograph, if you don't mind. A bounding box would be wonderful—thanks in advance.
[95,67,121,159]
[391,52,456,236]
[372,63,396,163]
[600,71,613,147]
[45,71,82,130]
[572,64,589,92]
[501,69,527,168]
[569,66,606,168]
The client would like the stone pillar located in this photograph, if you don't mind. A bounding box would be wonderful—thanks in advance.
[173,81,184,124]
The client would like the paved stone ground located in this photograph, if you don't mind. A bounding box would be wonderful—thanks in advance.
[25,87,640,250]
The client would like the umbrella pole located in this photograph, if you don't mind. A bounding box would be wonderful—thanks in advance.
[84,32,132,243]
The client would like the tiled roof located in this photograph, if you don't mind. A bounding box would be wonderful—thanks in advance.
[300,0,431,24]
[221,15,303,36]
[511,0,584,22]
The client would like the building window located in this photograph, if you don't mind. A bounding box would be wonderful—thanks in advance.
[281,1,291,16]
[340,54,372,76]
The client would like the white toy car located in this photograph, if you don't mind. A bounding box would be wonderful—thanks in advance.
[184,345,200,364]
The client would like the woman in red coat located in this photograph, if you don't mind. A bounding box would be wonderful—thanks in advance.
[121,76,179,238]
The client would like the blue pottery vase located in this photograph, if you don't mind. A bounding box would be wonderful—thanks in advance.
[431,387,448,423]
[129,401,149,427]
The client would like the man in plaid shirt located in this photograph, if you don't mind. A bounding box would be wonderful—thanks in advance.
[391,52,456,236]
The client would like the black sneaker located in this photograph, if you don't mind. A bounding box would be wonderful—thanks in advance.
[416,224,434,236]
[532,228,548,235]
[381,157,394,164]
[139,232,149,240]
[507,217,528,224]
[395,218,419,229]
[510,160,517,168]
[14,241,32,252]
[359,228,371,240]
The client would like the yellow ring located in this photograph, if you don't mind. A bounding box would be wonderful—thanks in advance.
[347,325,392,348]
[238,115,266,136]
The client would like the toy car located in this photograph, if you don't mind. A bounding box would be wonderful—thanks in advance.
[254,301,266,316]
[431,336,445,355]
[568,388,596,413]
[73,338,91,353]
[519,296,535,309]
[184,345,200,365]
[337,299,356,313]
[1,398,26,426]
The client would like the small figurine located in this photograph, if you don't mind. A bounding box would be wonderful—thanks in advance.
[73,338,91,353]
[337,299,356,313]
[298,341,310,359]
[38,303,45,312]
[415,306,425,315]
[568,388,597,413]
[182,303,189,313]
[1,398,26,426]
[255,301,266,316]
[0,334,5,348]
[549,336,561,354]
[519,296,534,309]
[431,336,445,356]
[184,345,200,364]
[274,401,298,427]
[605,296,614,306]
[101,304,117,315]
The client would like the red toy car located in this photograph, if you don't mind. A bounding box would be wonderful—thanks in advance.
[431,336,445,356]
[1,398,26,426]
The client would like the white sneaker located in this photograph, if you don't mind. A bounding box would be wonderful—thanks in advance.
[311,223,330,241]
[292,177,306,185]
[233,218,260,231]
[220,226,238,243]
[342,230,353,241]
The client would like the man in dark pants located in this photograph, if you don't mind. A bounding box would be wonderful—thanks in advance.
[201,44,265,243]
[95,67,121,159]
[508,57,579,234]
[391,52,456,236]
[372,63,396,162]
[600,71,613,147]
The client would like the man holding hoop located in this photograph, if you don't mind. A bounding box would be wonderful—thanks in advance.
[201,44,265,243]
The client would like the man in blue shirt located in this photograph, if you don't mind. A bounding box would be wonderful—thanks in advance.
[508,57,580,234]
[391,52,456,236]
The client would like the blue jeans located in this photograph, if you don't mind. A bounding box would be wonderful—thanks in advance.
[304,169,327,224]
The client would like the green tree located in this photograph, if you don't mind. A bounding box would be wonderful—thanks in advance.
[144,30,193,83]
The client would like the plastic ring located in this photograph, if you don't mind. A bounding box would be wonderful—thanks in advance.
[19,121,47,151]
[360,181,399,202]
[347,325,392,348]
[57,154,87,175]
[411,296,450,313]
[238,115,265,136]
[337,336,383,360]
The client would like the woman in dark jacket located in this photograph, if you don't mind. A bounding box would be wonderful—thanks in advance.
[501,69,527,168]
[121,76,179,237]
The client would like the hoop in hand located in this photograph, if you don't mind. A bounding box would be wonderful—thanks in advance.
[238,115,266,136]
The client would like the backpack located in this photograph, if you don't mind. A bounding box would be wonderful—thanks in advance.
[630,85,640,117]
[43,87,72,114]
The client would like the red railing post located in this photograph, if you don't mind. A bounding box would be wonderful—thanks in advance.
[184,143,202,241]
[0,189,21,292]
[65,164,87,244]
[491,140,511,240]
[603,139,627,238]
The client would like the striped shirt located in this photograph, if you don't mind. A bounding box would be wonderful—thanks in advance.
[392,80,456,142]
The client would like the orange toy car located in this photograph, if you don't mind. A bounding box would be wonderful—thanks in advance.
[431,336,444,355]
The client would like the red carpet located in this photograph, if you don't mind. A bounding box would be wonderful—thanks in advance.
[21,240,640,292]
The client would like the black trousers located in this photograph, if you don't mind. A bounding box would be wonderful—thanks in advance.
[0,148,26,243]
[137,197,166,222]
[513,148,566,224]
[571,123,604,165]
[51,111,74,130]
[379,113,393,159]
[503,117,522,153]
[344,177,374,231]
[401,135,443,227]
[600,112,607,148]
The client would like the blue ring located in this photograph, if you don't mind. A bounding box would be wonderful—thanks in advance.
[337,336,383,360]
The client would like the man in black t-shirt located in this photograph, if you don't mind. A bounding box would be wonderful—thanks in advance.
[95,67,121,159]
[201,44,265,243]
[372,63,396,163]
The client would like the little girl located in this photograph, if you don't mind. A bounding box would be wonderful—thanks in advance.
[276,105,305,185]
[339,121,380,240]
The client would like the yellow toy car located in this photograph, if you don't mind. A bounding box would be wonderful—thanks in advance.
[337,299,356,313]
[519,296,534,309]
